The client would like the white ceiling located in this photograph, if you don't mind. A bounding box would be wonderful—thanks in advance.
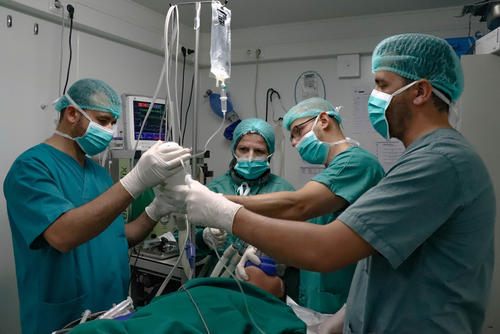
[131,0,473,30]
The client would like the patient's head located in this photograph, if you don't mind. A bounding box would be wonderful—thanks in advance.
[245,265,284,299]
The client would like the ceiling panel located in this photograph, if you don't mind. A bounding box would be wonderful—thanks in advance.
[131,0,473,30]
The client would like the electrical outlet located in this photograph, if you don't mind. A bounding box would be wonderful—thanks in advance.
[48,0,64,16]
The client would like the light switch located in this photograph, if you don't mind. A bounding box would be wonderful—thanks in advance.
[337,54,360,78]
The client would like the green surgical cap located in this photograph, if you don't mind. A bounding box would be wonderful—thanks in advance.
[283,97,342,131]
[54,78,122,118]
[232,118,275,155]
[372,33,464,101]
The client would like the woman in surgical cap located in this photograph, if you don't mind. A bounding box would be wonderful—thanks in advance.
[196,118,296,284]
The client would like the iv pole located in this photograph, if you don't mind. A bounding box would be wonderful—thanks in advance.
[192,2,201,181]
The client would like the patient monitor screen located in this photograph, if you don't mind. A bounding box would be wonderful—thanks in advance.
[123,95,167,151]
[133,100,166,141]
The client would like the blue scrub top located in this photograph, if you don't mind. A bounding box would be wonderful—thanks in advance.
[339,129,496,334]
[299,146,384,314]
[4,143,130,334]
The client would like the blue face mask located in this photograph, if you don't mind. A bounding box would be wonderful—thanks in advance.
[296,116,359,165]
[55,94,114,156]
[367,81,418,139]
[234,156,271,180]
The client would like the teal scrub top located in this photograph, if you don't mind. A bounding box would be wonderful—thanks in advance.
[3,144,130,334]
[70,278,306,334]
[196,169,298,298]
[339,129,496,334]
[196,170,295,255]
[299,146,384,314]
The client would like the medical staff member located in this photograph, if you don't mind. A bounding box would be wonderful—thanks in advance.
[3,78,190,334]
[175,33,495,334]
[222,98,384,314]
[198,118,295,272]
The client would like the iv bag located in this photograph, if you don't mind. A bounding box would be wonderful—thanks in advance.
[210,1,231,85]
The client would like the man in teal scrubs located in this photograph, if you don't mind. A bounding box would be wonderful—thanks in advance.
[3,79,190,334]
[224,98,385,314]
[198,118,295,258]
[175,33,495,334]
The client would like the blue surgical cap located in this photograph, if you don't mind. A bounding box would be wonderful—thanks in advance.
[372,33,464,102]
[54,78,122,118]
[283,97,342,131]
[232,118,275,155]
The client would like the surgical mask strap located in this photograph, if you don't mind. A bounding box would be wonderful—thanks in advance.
[311,115,320,134]
[392,80,419,97]
[330,137,360,147]
[431,88,460,128]
[54,130,76,141]
[64,93,93,122]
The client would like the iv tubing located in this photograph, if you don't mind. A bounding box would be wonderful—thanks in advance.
[131,61,166,165]
[155,219,189,297]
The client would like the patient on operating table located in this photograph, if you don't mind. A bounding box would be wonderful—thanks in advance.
[69,266,304,334]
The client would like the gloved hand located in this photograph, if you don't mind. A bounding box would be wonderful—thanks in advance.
[235,245,261,281]
[318,303,346,334]
[144,184,177,223]
[120,141,191,198]
[180,175,243,232]
[202,227,227,250]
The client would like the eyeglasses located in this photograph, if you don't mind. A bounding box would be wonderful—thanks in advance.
[290,117,316,142]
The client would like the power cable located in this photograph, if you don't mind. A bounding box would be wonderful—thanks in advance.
[181,74,195,145]
[62,5,74,94]
[179,47,187,142]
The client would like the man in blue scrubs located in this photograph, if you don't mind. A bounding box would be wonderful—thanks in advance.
[175,34,495,333]
[3,79,190,334]
[221,98,385,314]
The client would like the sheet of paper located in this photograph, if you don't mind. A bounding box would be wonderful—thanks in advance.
[376,140,406,171]
[352,88,372,134]
[299,162,325,186]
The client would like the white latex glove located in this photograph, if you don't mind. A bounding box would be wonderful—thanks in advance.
[144,185,176,223]
[318,304,346,334]
[235,245,261,281]
[182,175,243,232]
[202,227,227,249]
[120,141,191,198]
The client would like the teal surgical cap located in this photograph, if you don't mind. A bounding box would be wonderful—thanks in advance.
[54,78,122,119]
[232,118,275,155]
[283,97,342,131]
[372,33,464,102]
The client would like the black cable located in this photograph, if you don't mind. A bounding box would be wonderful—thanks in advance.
[265,88,280,122]
[468,13,472,38]
[179,47,187,143]
[265,89,271,122]
[181,74,195,145]
[129,246,142,297]
[62,5,74,94]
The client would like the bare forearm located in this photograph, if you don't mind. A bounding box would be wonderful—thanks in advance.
[226,191,308,220]
[232,208,374,272]
[125,212,157,247]
[44,182,133,252]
